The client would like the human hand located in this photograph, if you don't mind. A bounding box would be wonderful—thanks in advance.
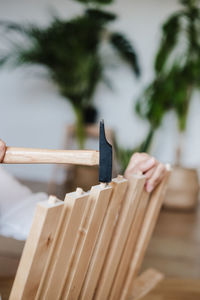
[0,139,6,163]
[124,152,167,193]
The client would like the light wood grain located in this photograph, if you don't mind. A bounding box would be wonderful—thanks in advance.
[7,171,171,300]
[9,197,64,300]
[4,278,200,300]
[36,189,89,300]
[3,147,99,165]
[121,172,170,300]
[61,183,112,300]
[109,190,149,300]
[79,176,128,300]
[3,170,200,300]
[140,278,200,300]
[59,184,100,299]
[129,268,164,300]
[94,175,145,300]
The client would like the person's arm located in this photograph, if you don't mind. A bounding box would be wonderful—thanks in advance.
[0,139,6,162]
[124,152,167,193]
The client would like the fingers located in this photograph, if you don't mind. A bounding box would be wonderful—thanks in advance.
[0,139,6,162]
[124,152,167,193]
[145,163,166,193]
[124,152,156,179]
[129,152,150,166]
[131,157,156,174]
[144,167,155,180]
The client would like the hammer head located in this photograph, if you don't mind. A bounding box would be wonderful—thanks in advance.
[99,120,112,183]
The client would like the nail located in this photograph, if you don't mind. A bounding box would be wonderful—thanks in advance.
[143,158,155,169]
[76,187,83,195]
[146,182,154,193]
[48,196,59,204]
[100,182,107,188]
[135,170,143,176]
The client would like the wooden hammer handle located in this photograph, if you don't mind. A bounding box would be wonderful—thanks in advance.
[3,147,99,166]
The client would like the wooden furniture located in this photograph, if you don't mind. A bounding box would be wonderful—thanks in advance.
[9,171,170,300]
[3,277,200,300]
[164,166,199,211]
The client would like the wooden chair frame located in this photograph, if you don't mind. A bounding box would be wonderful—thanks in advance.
[9,169,170,300]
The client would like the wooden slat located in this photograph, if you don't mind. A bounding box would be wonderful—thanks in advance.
[61,183,112,300]
[129,268,164,300]
[58,184,100,299]
[79,176,128,300]
[9,196,64,300]
[121,171,170,300]
[36,189,89,300]
[94,175,145,300]
[109,190,149,300]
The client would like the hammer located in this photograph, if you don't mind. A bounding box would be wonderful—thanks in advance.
[2,120,112,183]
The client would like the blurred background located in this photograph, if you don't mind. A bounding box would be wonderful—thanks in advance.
[1,0,200,182]
[0,0,200,298]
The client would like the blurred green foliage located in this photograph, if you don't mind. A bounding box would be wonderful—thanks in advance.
[136,0,200,153]
[0,2,140,149]
[75,0,114,4]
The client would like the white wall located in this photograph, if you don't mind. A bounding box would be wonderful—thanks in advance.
[0,0,200,182]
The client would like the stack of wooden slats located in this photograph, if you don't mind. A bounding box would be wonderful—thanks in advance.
[9,171,169,300]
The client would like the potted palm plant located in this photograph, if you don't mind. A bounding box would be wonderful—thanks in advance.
[0,0,140,149]
[136,0,200,210]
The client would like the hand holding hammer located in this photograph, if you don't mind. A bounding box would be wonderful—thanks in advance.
[0,120,113,183]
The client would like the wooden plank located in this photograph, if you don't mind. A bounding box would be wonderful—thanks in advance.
[60,183,112,300]
[79,176,128,300]
[9,196,64,300]
[121,171,170,300]
[94,175,145,300]
[36,188,89,300]
[58,184,100,299]
[129,268,164,300]
[109,190,149,300]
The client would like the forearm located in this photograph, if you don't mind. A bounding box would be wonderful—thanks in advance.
[0,139,6,162]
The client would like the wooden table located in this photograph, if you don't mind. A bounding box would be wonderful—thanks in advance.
[1,278,200,300]
[141,203,200,279]
[0,277,14,300]
[141,279,200,300]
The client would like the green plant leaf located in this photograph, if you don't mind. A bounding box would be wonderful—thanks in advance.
[115,145,134,173]
[85,8,117,23]
[139,127,155,153]
[110,32,140,77]
[181,0,196,8]
[0,7,141,150]
[155,13,181,73]
[0,54,10,66]
[74,0,114,4]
